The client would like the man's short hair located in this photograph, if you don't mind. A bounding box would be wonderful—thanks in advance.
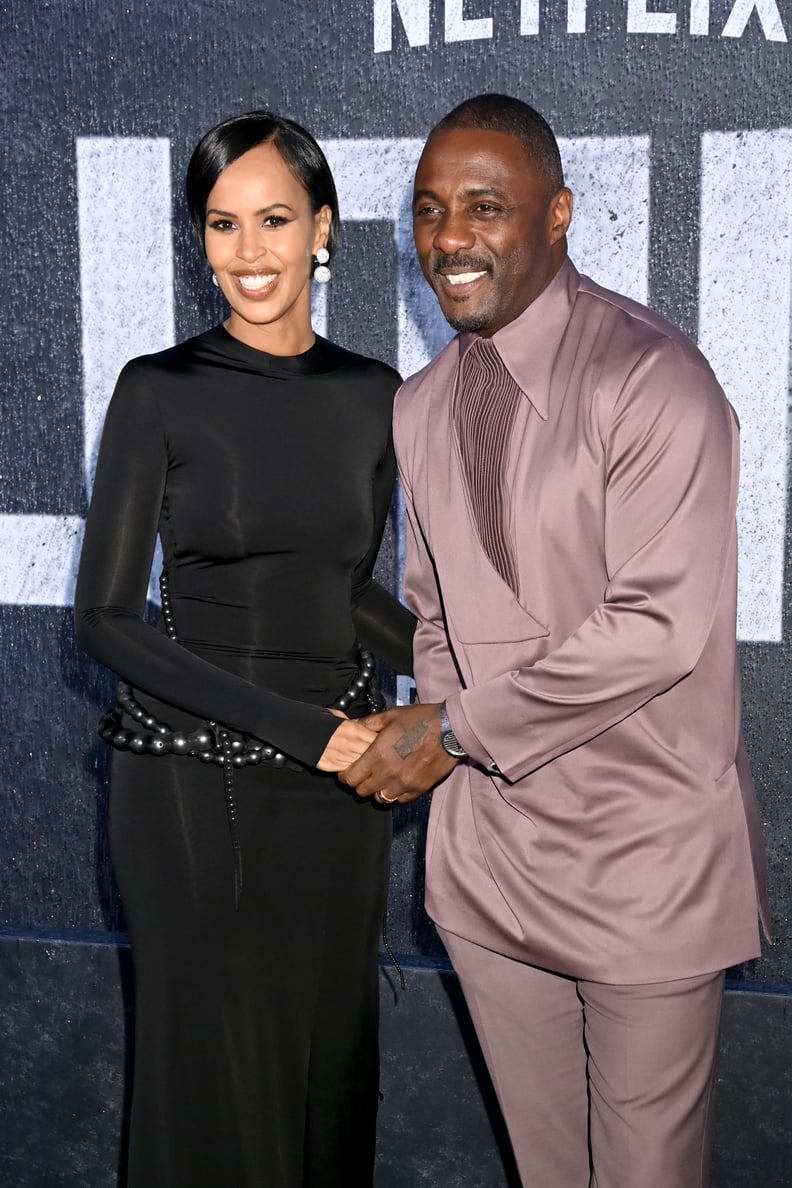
[432,94,565,194]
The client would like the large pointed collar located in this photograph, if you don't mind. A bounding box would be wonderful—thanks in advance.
[456,257,579,421]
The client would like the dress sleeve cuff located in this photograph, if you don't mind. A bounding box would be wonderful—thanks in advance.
[257,704,340,768]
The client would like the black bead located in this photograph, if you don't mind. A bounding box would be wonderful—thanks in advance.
[101,633,379,815]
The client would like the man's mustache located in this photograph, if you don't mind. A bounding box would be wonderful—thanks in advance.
[431,254,492,276]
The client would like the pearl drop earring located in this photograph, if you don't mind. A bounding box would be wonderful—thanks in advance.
[211,273,219,288]
[313,247,331,284]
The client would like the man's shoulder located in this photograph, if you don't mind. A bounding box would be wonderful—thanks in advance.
[396,337,459,399]
[571,270,728,423]
[394,335,459,423]
[575,271,700,361]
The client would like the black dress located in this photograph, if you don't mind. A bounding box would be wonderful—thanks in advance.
[74,326,413,1188]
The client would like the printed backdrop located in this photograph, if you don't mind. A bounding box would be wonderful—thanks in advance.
[1,0,790,985]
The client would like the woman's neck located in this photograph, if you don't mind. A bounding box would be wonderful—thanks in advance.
[223,313,316,357]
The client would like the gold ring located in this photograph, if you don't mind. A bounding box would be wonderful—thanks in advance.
[377,790,398,805]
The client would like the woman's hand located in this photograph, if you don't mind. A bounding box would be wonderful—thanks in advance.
[315,710,378,772]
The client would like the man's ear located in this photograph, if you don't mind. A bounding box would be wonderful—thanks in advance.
[548,188,573,244]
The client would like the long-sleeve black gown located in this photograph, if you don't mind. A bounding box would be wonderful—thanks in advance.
[74,325,414,1188]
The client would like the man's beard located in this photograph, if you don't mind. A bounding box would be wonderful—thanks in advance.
[444,307,493,333]
[431,252,495,334]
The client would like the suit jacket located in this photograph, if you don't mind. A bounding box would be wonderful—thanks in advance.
[393,258,770,984]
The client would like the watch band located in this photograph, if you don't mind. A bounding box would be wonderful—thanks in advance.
[440,701,467,759]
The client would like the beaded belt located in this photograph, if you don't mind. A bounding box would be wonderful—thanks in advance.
[99,570,385,908]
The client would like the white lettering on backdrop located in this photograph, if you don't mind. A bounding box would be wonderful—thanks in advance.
[0,133,786,644]
[372,0,788,50]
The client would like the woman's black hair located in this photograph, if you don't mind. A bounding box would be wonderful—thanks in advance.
[185,111,340,258]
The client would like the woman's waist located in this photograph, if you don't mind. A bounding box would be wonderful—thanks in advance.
[178,635,357,662]
[164,586,354,655]
[127,640,373,734]
[171,636,358,693]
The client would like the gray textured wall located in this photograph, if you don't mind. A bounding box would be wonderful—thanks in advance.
[1,0,790,999]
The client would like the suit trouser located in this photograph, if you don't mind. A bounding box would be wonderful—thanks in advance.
[437,927,724,1188]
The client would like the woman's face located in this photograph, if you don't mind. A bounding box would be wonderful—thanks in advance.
[204,140,331,354]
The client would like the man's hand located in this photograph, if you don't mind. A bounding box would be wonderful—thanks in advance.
[339,703,459,805]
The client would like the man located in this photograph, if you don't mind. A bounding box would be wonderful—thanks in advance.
[342,95,770,1187]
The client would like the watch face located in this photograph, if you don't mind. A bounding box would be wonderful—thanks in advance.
[441,729,466,758]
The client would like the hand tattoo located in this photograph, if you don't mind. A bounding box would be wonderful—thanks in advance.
[394,718,430,759]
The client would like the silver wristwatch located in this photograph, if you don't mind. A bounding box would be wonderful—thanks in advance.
[439,701,467,759]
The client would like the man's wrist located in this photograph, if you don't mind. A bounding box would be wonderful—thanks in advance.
[439,700,467,758]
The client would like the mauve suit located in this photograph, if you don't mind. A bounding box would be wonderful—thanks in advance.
[393,257,769,987]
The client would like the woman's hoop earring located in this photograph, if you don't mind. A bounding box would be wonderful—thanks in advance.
[313,247,331,284]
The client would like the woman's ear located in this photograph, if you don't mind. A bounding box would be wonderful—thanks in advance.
[314,205,333,255]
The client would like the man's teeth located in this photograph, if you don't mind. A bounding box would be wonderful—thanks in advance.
[237,274,277,291]
[446,271,486,286]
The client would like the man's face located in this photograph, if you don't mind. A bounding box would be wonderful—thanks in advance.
[412,127,573,335]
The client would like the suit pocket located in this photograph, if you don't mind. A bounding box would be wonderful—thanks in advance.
[453,589,550,644]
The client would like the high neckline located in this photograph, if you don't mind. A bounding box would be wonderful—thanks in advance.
[202,324,347,377]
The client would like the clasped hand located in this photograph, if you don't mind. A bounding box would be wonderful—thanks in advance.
[315,708,379,773]
[316,703,459,805]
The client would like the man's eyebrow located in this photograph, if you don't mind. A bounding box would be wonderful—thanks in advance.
[412,188,441,204]
[412,186,510,205]
[462,185,509,200]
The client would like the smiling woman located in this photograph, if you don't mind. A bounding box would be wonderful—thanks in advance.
[185,113,340,355]
[74,111,414,1188]
[201,141,331,354]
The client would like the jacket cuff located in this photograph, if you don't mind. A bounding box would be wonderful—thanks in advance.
[445,692,501,775]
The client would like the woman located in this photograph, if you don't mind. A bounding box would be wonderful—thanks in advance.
[75,112,414,1188]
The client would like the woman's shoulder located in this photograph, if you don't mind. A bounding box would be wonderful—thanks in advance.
[118,330,215,382]
[319,338,402,391]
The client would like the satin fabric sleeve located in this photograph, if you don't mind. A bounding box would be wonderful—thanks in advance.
[74,364,340,767]
[447,339,739,782]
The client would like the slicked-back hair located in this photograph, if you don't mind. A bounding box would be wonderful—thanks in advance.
[185,111,340,258]
[432,94,565,195]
